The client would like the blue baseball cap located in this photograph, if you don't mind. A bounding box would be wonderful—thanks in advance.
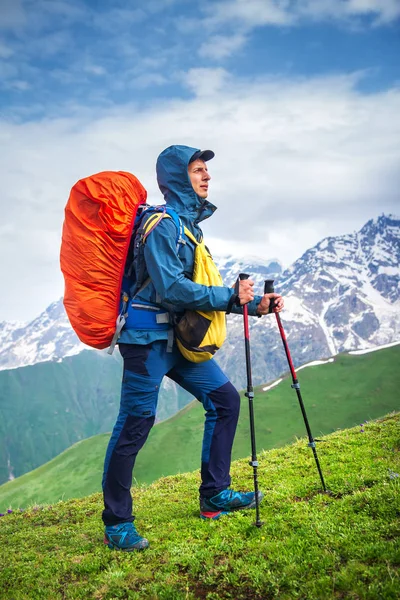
[189,149,215,163]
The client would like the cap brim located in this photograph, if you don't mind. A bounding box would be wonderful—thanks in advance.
[190,149,215,163]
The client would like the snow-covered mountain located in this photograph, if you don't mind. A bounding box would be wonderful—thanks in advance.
[216,256,282,288]
[278,213,399,356]
[0,258,282,371]
[215,214,400,388]
[0,215,399,388]
[0,300,85,371]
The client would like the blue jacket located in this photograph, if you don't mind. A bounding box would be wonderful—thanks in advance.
[118,145,262,345]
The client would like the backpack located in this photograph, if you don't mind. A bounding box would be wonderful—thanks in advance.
[127,212,227,363]
[60,171,147,350]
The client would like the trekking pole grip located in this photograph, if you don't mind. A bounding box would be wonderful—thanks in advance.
[238,273,251,308]
[228,273,249,314]
[264,279,276,313]
[264,279,274,294]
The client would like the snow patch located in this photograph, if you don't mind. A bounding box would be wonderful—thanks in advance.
[263,378,283,392]
[297,358,335,371]
[319,299,337,356]
[280,296,316,325]
[378,266,399,276]
[7,456,15,481]
[348,341,400,355]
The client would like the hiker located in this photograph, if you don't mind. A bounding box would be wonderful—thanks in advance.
[102,145,284,551]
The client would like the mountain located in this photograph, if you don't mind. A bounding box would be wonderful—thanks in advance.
[0,300,84,371]
[216,255,282,287]
[0,214,398,483]
[278,213,400,354]
[215,214,400,389]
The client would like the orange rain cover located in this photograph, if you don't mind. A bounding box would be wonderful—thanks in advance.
[60,171,147,349]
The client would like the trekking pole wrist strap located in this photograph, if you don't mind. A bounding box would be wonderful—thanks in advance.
[226,292,239,314]
[226,277,241,314]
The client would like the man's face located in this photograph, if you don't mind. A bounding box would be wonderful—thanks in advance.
[188,159,211,199]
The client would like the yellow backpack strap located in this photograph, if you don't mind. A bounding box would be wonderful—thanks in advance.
[183,226,201,246]
[142,212,172,242]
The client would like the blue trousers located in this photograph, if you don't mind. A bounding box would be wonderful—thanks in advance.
[102,341,240,525]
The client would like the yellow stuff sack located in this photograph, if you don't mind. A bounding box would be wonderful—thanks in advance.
[175,227,226,363]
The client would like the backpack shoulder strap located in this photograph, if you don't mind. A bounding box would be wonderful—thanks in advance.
[183,226,199,246]
[141,206,167,242]
[130,206,186,295]
[141,206,185,250]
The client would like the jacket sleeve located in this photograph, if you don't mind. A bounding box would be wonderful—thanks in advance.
[144,218,233,311]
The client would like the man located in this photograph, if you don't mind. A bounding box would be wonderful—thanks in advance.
[102,145,284,551]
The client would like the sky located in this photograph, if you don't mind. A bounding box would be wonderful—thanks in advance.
[1,0,399,323]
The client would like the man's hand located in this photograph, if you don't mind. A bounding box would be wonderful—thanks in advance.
[238,278,255,305]
[256,293,284,315]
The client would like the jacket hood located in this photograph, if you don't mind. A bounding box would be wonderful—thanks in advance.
[156,145,216,224]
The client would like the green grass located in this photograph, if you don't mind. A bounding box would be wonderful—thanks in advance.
[0,414,399,599]
[1,345,399,510]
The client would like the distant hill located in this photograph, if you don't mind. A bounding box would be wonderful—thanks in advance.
[1,343,398,510]
[0,350,192,485]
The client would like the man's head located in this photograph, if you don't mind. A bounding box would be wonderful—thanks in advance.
[188,149,214,199]
[156,145,215,205]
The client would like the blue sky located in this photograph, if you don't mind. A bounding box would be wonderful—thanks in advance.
[1,0,400,321]
[2,0,399,114]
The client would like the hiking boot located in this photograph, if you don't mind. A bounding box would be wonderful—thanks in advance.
[200,489,264,520]
[104,522,149,551]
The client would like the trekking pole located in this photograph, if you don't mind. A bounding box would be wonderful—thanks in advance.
[238,273,264,527]
[264,279,327,493]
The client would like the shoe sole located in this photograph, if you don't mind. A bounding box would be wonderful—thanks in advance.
[200,510,230,520]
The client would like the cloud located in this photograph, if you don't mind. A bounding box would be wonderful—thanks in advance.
[2,0,398,123]
[133,73,168,89]
[0,69,399,321]
[7,79,30,90]
[83,64,107,76]
[297,0,400,24]
[184,67,230,96]
[202,0,400,29]
[198,33,248,60]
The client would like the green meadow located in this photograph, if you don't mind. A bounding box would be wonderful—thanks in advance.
[0,414,399,599]
[0,344,399,511]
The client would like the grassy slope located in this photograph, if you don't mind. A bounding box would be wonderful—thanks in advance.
[0,414,399,600]
[1,345,399,510]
